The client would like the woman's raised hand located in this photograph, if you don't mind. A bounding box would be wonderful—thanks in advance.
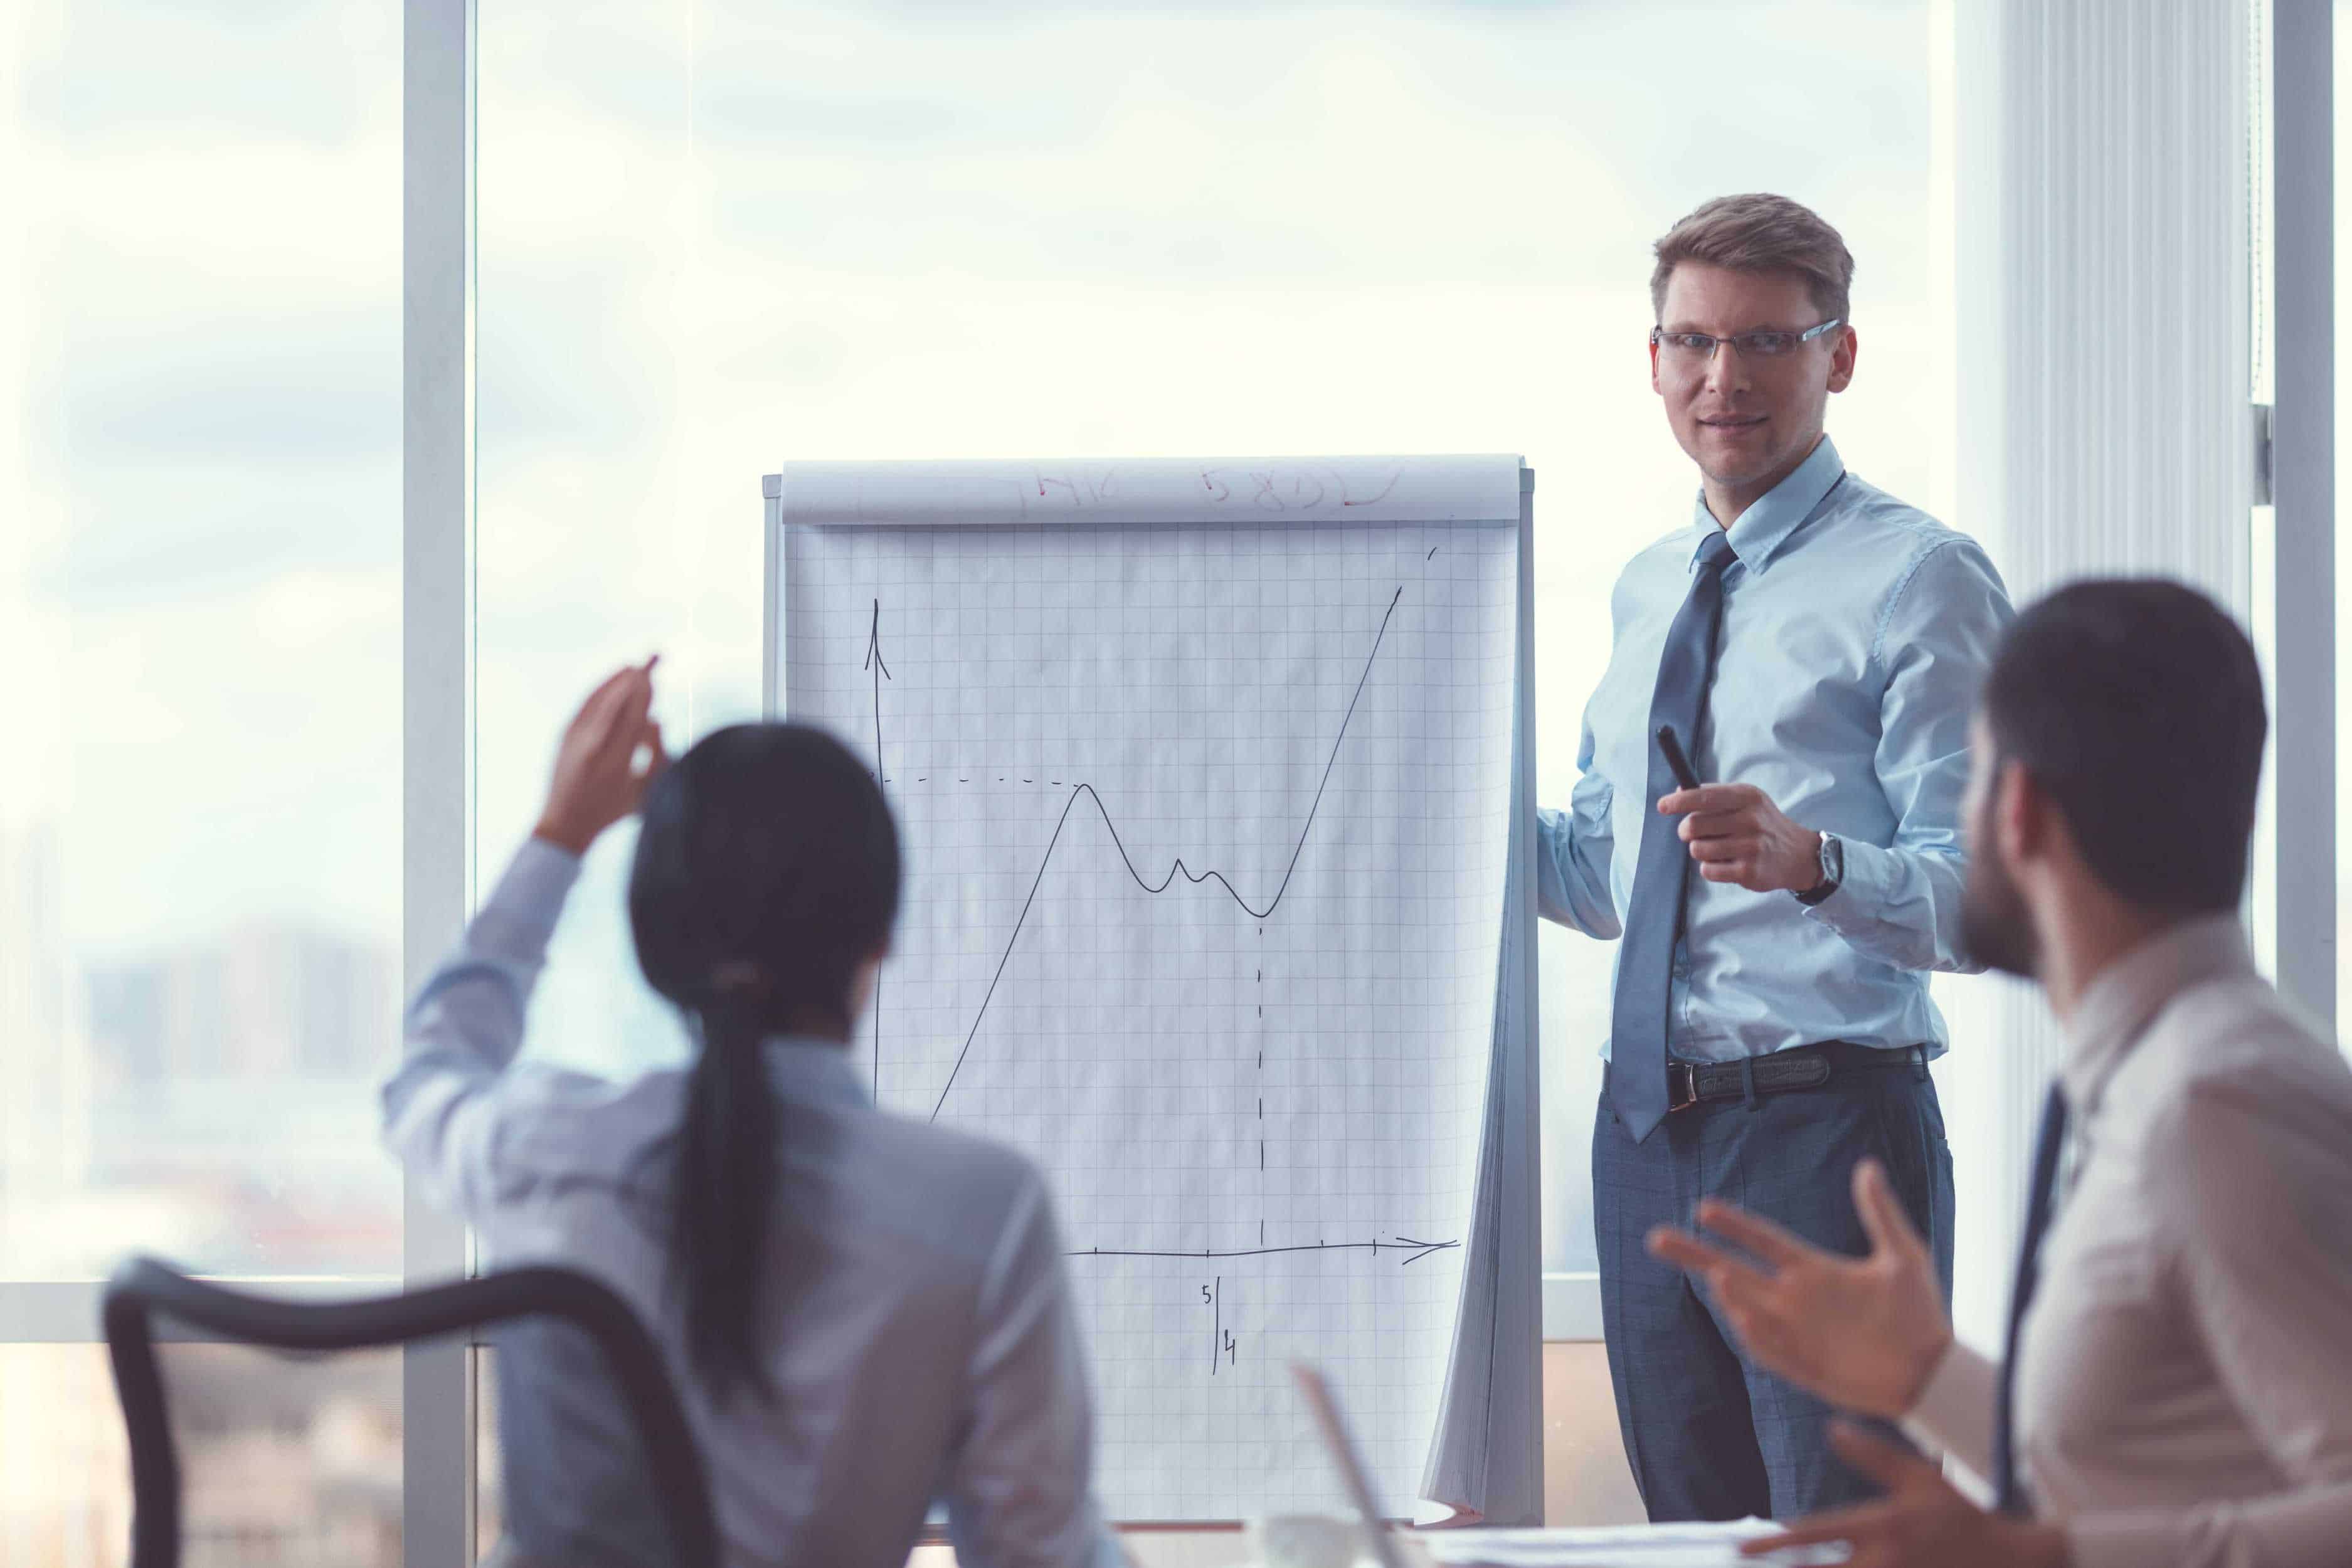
[534,657,669,854]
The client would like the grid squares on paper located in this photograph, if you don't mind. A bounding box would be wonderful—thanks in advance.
[782,516,1518,1520]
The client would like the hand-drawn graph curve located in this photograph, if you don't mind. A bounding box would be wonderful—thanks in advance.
[924,583,1402,1123]
[779,475,1520,1522]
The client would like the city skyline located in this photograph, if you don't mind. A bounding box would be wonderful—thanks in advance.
[2,806,403,1281]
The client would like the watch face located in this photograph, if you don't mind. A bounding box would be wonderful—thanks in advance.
[1822,835,1844,884]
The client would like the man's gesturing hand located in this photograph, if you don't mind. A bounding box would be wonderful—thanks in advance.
[1742,1424,2071,1568]
[1658,781,1821,893]
[534,657,668,856]
[1645,1158,1952,1420]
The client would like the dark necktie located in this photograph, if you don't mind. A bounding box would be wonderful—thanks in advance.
[1993,1083,2070,1514]
[1608,529,1736,1143]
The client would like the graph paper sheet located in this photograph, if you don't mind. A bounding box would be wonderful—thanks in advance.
[775,457,1522,1520]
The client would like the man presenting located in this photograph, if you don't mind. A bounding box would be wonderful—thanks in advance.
[1541,193,2010,1519]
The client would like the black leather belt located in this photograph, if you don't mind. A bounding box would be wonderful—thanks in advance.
[1664,1041,1929,1114]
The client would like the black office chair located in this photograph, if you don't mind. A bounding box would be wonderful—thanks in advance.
[103,1254,719,1568]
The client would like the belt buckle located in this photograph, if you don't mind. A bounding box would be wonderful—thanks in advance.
[1666,1060,1699,1113]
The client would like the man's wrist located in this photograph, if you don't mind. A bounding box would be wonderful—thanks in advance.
[1794,830,1844,904]
[532,815,595,856]
[1897,1325,1957,1418]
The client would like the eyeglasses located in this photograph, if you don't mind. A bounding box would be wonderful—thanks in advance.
[1650,318,1845,366]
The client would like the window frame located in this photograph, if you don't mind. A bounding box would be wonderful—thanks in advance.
[401,0,478,1560]
[2270,0,2335,1033]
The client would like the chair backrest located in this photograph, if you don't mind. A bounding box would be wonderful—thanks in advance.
[103,1255,720,1568]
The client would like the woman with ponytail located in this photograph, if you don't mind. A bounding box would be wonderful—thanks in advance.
[385,660,1125,1568]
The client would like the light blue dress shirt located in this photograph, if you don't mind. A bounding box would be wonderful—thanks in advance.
[1539,435,2012,1063]
[383,838,1126,1568]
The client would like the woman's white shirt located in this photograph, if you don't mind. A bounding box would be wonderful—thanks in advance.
[383,837,1126,1568]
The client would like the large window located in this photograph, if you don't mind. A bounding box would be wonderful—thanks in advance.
[1,0,403,1559]
[4,2,1946,1557]
[474,0,1939,1300]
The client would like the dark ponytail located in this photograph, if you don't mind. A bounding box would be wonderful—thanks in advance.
[628,725,900,1402]
[670,992,784,1398]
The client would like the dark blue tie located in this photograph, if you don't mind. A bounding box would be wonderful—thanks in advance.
[1608,529,1736,1143]
[1993,1083,2070,1515]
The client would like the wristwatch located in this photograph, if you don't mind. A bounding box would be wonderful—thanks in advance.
[1795,831,1844,906]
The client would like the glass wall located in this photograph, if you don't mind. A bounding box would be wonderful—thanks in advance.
[0,2,1947,1555]
[2,0,403,1281]
[1,1,402,1558]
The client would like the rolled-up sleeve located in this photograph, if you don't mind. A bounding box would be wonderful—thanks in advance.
[1537,704,1622,940]
[1804,538,2010,973]
[381,836,581,1219]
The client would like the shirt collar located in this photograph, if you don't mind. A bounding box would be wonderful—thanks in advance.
[2059,911,2257,1113]
[761,1036,874,1110]
[1687,433,1846,574]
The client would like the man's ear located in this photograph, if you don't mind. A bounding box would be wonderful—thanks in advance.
[1826,324,1858,394]
[1996,756,2045,866]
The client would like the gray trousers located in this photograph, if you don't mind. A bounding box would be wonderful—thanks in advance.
[1592,1052,1955,1522]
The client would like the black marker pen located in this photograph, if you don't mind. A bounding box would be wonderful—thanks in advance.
[1656,724,1702,792]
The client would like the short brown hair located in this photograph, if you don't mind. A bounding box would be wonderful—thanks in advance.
[1650,194,1853,326]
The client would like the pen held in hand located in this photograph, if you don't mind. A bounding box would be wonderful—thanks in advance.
[1656,724,1702,793]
